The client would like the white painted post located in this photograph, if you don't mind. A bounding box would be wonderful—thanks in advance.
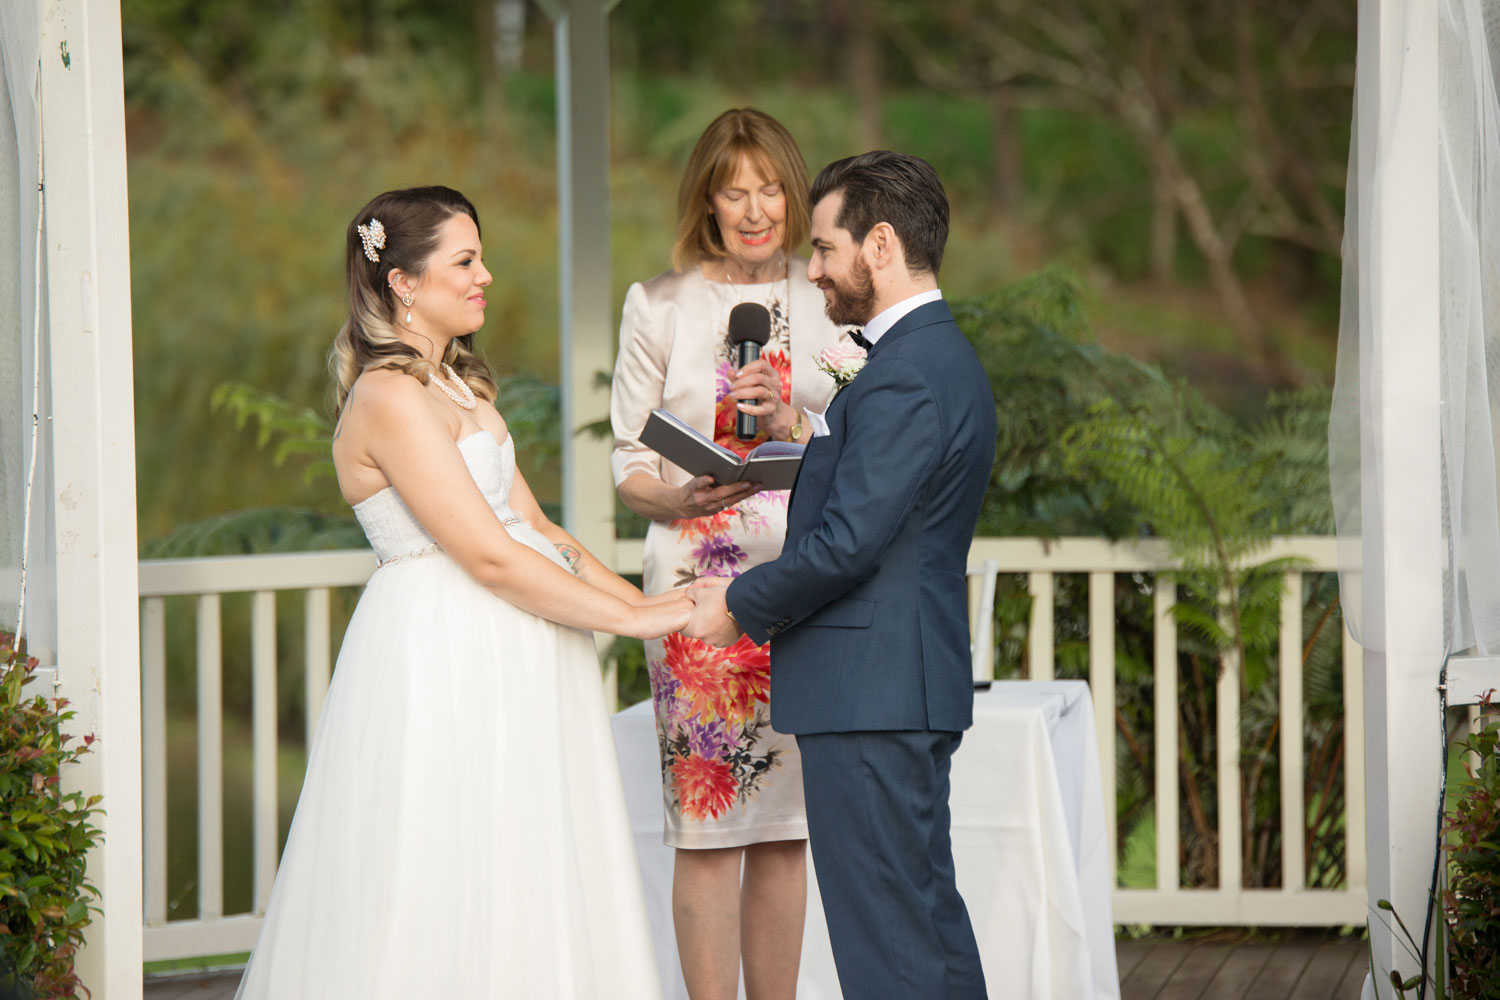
[1216,631,1243,895]
[1089,571,1117,882]
[250,591,278,911]
[195,595,223,921]
[1279,573,1306,893]
[304,587,330,745]
[140,598,167,925]
[1028,571,1055,680]
[39,1,143,994]
[1356,0,1445,985]
[535,0,618,573]
[1153,580,1179,891]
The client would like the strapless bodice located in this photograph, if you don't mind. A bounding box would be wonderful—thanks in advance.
[353,432,521,565]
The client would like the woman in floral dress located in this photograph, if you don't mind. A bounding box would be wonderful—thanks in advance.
[610,109,848,999]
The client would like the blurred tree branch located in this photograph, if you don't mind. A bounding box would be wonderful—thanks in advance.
[888,0,1353,383]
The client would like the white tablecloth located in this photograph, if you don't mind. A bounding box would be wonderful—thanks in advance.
[610,680,1120,999]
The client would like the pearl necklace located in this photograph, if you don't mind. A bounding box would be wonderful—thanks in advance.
[434,362,477,410]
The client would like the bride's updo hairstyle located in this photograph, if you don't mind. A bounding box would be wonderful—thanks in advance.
[331,185,499,413]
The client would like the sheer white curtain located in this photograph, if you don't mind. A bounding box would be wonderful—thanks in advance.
[0,1,55,656]
[1332,0,1500,655]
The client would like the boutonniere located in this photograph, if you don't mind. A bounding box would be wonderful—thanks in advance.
[815,342,868,398]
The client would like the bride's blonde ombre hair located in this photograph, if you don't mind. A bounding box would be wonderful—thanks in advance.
[331,186,499,413]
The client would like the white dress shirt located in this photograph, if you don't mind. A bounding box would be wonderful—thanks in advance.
[861,287,944,346]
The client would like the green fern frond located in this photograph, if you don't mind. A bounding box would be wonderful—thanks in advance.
[142,507,365,557]
[212,382,332,462]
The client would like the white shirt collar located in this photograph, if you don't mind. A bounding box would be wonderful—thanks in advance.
[862,288,944,346]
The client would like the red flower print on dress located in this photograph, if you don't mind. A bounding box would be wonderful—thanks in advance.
[671,508,737,543]
[672,751,738,821]
[664,632,770,725]
[716,635,771,724]
[664,633,731,723]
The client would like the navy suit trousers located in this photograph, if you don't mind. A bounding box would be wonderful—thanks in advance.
[797,731,987,999]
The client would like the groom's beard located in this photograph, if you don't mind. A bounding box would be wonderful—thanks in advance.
[818,254,877,327]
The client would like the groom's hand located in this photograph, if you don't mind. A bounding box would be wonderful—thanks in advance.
[684,577,743,647]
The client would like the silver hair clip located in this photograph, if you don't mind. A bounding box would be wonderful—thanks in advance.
[357,218,387,263]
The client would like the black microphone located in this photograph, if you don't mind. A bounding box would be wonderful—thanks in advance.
[728,303,772,440]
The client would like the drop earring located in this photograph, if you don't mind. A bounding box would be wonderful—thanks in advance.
[402,292,414,325]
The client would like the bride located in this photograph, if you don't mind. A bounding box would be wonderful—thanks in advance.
[235,185,687,999]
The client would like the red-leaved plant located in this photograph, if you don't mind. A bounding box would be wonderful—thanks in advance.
[0,631,102,1000]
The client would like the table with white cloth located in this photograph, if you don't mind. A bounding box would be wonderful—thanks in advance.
[610,679,1121,1000]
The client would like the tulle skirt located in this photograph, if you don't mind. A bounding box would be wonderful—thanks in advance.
[235,548,661,999]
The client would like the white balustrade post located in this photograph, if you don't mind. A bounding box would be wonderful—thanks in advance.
[1152,580,1179,892]
[1279,573,1306,893]
[141,598,167,925]
[1216,620,1242,896]
[251,591,279,911]
[304,588,331,746]
[39,2,143,994]
[1028,571,1055,680]
[1089,571,1117,882]
[1355,0,1445,985]
[196,595,224,921]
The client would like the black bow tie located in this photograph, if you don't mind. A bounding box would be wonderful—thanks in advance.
[849,328,873,351]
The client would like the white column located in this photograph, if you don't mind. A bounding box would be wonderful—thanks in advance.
[39,1,143,996]
[1357,0,1444,986]
[536,0,617,571]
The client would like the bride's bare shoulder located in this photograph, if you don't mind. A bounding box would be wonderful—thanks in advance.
[342,368,429,425]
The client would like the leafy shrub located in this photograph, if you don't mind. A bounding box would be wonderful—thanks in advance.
[1443,700,1500,998]
[1380,697,1500,999]
[0,634,103,1000]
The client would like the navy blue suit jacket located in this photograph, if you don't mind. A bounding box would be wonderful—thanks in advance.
[725,299,997,734]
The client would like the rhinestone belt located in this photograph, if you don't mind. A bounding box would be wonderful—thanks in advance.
[375,515,526,569]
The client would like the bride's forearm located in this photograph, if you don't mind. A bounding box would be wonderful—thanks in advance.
[534,521,645,604]
[472,540,641,635]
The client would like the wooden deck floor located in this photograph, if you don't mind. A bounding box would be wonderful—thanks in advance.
[1118,934,1369,1000]
[143,935,1372,999]
[143,968,242,1000]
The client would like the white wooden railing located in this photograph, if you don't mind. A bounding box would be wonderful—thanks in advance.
[137,536,1365,961]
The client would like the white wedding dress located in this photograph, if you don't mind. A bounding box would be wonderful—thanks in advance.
[236,431,661,999]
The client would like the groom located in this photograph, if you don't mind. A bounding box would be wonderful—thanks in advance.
[686,151,996,998]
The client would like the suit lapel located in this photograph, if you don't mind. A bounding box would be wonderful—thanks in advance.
[867,299,954,359]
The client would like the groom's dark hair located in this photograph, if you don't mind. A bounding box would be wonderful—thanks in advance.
[810,151,949,276]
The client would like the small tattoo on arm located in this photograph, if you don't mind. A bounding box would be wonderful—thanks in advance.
[555,543,582,575]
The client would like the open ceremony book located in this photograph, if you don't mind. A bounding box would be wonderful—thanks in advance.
[640,408,805,491]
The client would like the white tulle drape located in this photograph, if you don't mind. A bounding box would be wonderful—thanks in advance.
[1331,0,1500,655]
[0,1,54,654]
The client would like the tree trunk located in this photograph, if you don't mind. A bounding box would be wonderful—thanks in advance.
[849,9,882,148]
[474,0,495,83]
[1149,166,1176,284]
[990,86,1025,213]
[827,0,882,148]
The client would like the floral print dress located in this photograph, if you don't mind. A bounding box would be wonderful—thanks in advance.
[642,279,809,849]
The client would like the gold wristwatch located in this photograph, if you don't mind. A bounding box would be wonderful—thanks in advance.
[788,419,804,442]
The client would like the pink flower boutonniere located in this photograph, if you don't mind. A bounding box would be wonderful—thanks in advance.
[815,342,867,398]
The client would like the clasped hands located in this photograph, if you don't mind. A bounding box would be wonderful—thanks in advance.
[681,576,743,648]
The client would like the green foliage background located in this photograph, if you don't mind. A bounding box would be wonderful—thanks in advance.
[122,0,1347,549]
